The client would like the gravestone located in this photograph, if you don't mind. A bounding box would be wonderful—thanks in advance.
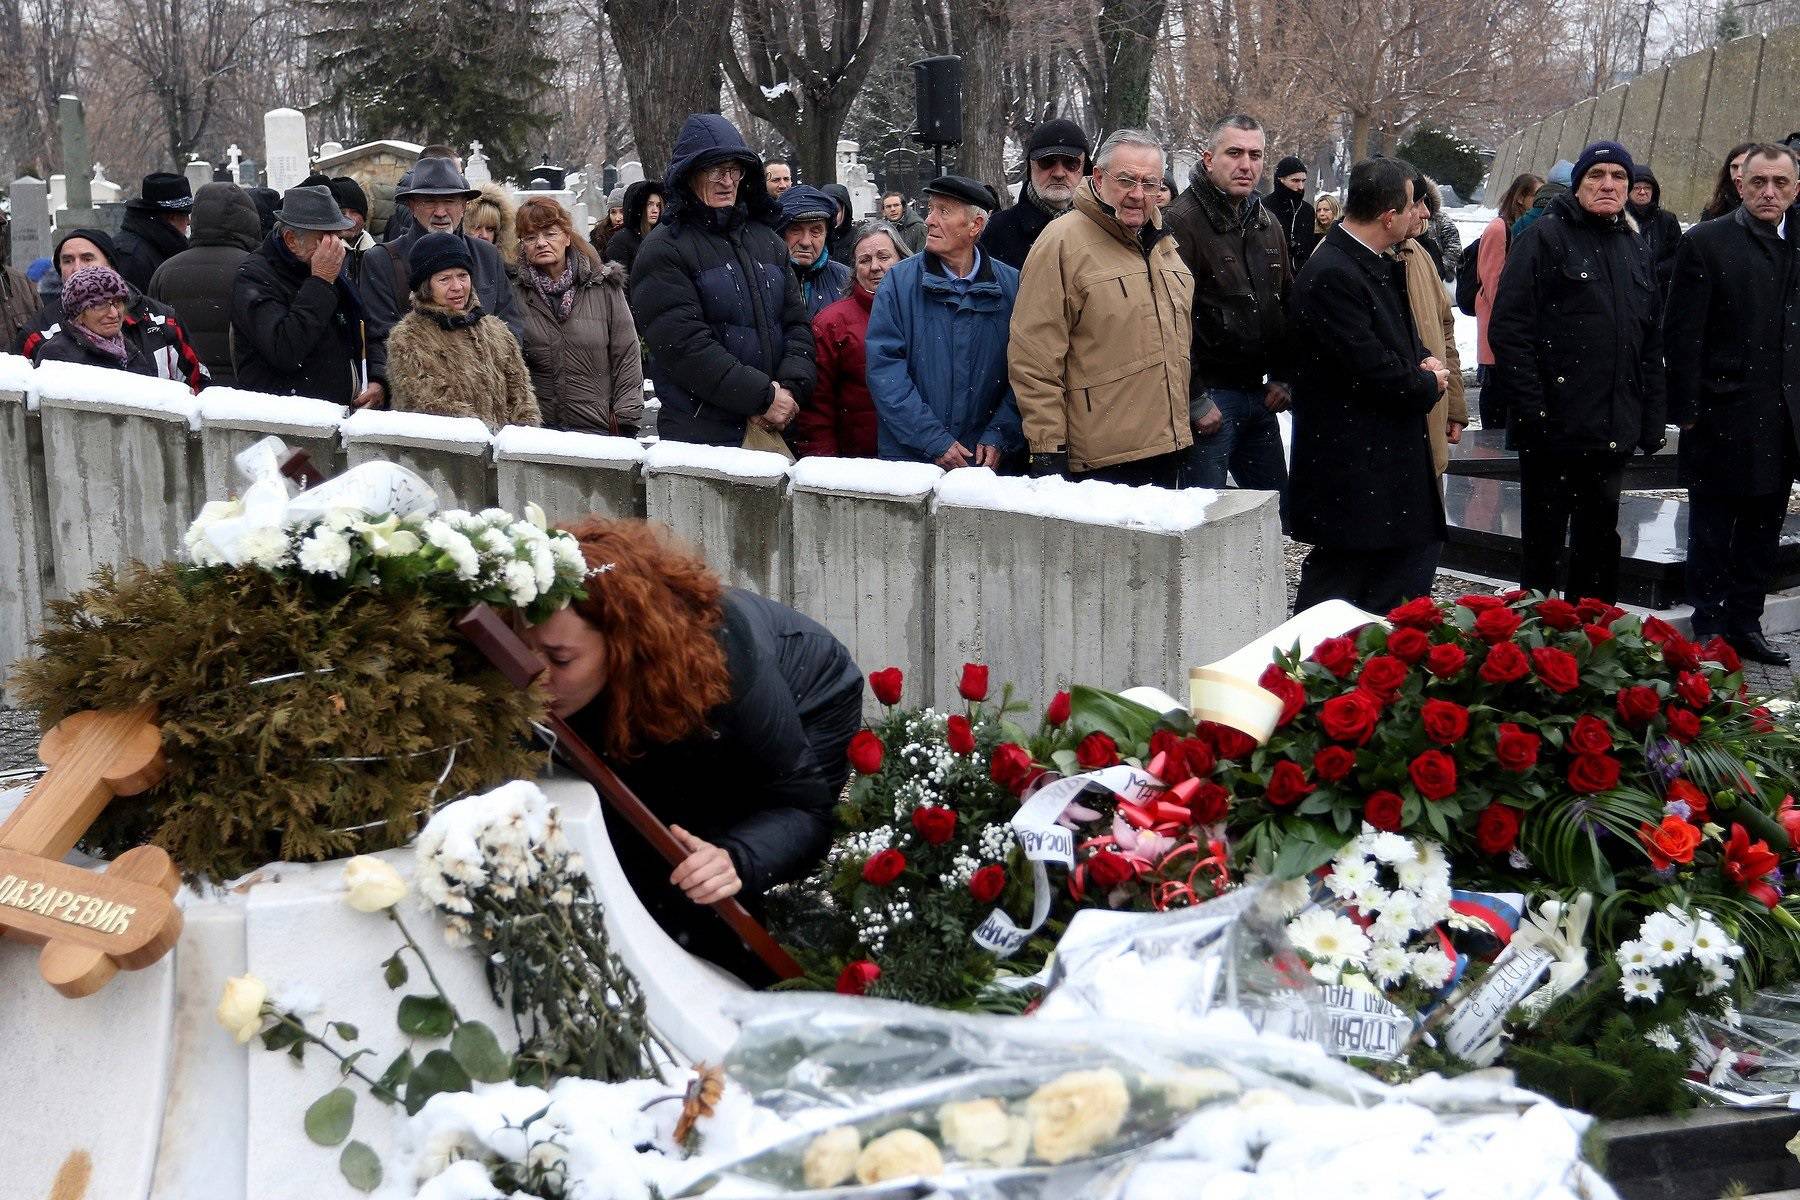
[89,165,119,204]
[466,141,491,186]
[573,202,591,233]
[225,144,242,177]
[9,176,51,270]
[316,140,344,160]
[619,160,645,187]
[184,161,212,193]
[263,108,310,192]
[48,174,66,211]
[237,158,259,187]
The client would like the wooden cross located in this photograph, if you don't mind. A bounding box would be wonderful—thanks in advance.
[455,604,805,981]
[0,705,184,998]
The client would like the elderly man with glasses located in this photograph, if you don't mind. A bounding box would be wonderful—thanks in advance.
[629,113,815,447]
[1008,128,1196,486]
[982,118,1092,272]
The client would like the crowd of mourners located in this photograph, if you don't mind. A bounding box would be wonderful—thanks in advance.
[4,114,1799,665]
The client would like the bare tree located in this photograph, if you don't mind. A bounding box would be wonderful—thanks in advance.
[720,0,894,183]
[607,0,732,176]
[96,0,269,169]
[0,0,88,177]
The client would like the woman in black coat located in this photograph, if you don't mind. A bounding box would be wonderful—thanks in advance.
[600,179,665,275]
[524,518,862,981]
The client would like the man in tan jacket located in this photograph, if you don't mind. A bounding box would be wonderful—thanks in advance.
[1395,166,1468,476]
[1009,129,1196,486]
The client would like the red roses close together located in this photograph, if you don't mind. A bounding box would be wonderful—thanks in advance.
[1421,698,1470,746]
[1409,750,1458,800]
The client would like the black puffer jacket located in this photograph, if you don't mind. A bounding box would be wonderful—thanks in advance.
[1489,191,1667,454]
[629,114,814,445]
[1628,166,1684,294]
[113,209,190,293]
[601,180,665,275]
[150,183,262,386]
[231,231,364,404]
[574,588,861,977]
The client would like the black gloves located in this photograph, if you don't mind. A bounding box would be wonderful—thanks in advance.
[1027,452,1069,479]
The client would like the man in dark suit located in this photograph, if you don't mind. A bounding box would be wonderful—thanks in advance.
[1665,143,1800,665]
[1286,157,1451,612]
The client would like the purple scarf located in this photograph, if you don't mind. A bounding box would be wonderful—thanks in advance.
[528,256,577,321]
[68,318,130,366]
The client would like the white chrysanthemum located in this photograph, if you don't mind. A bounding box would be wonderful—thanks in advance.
[478,507,512,527]
[236,525,292,570]
[1639,911,1695,967]
[1286,909,1371,965]
[1369,943,1411,987]
[323,506,360,532]
[1615,939,1653,972]
[478,527,511,553]
[297,528,353,577]
[1252,876,1313,919]
[1408,948,1455,988]
[1644,1025,1682,1053]
[504,559,537,605]
[1620,971,1663,1002]
[1371,891,1421,939]
[1326,857,1377,900]
[552,534,585,573]
[1368,832,1414,865]
[424,521,480,580]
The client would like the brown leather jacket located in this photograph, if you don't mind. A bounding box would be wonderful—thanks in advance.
[1162,177,1292,406]
[1009,180,1195,472]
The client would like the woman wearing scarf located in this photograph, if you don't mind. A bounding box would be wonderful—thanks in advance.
[510,196,644,436]
[387,232,540,431]
[31,266,156,376]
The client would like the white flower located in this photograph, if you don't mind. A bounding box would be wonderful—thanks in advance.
[1368,832,1414,864]
[855,1129,945,1183]
[341,855,407,911]
[1287,909,1371,965]
[938,1098,1014,1162]
[236,525,292,570]
[524,501,549,530]
[424,521,480,579]
[354,514,423,557]
[1325,857,1377,900]
[804,1127,862,1189]
[1252,875,1313,919]
[1370,891,1422,941]
[1709,1046,1740,1086]
[1369,943,1411,987]
[215,974,269,1043]
[1644,1025,1682,1053]
[1639,911,1695,967]
[417,1128,479,1179]
[478,508,513,527]
[297,527,353,577]
[1620,971,1663,1002]
[1689,920,1740,967]
[1615,940,1653,972]
[1026,1067,1130,1165]
[503,560,537,606]
[551,534,585,575]
[1409,948,1455,988]
[1699,963,1736,995]
[322,506,360,532]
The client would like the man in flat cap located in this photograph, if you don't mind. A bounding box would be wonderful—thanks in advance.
[778,184,852,319]
[1010,129,1195,485]
[866,174,1024,467]
[981,118,1091,272]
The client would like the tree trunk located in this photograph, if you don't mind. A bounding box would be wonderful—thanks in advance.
[1095,0,1166,134]
[1349,110,1372,162]
[606,0,730,175]
[948,0,1010,197]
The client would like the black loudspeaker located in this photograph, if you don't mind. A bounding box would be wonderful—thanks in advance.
[912,55,963,146]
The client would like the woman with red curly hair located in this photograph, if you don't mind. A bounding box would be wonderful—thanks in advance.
[525,517,863,978]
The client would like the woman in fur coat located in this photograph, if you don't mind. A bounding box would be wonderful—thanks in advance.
[387,232,540,431]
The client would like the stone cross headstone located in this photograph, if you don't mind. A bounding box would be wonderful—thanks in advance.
[263,108,309,192]
[48,175,67,211]
[572,201,591,234]
[184,161,212,193]
[58,96,93,214]
[9,176,51,270]
[465,141,491,186]
[226,144,242,176]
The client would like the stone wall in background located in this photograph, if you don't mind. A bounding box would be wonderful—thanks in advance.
[1487,28,1800,221]
[0,356,1286,711]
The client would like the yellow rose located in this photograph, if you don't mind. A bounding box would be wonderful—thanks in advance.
[936,1099,1012,1162]
[1153,1067,1241,1110]
[1026,1067,1130,1164]
[854,1129,944,1184]
[342,855,407,912]
[802,1126,860,1189]
[215,974,269,1044]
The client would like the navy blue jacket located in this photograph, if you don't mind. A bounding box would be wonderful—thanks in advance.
[629,114,815,445]
[865,249,1023,461]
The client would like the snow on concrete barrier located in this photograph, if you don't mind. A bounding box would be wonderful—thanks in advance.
[196,389,346,501]
[643,441,791,599]
[931,470,1286,707]
[493,425,644,525]
[788,457,942,714]
[341,408,497,511]
[33,360,201,600]
[0,355,49,698]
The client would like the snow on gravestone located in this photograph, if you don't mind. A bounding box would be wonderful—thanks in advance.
[262,108,310,193]
[9,176,50,270]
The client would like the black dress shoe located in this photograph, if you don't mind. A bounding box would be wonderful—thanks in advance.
[1731,630,1791,666]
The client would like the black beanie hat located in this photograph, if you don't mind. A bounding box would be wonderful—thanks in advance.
[328,176,369,218]
[54,226,120,269]
[408,232,473,287]
[1274,156,1306,180]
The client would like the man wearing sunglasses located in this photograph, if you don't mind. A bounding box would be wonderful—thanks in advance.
[982,118,1091,272]
[1010,128,1196,486]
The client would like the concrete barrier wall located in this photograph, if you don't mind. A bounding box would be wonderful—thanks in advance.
[0,354,1286,707]
[1488,30,1799,221]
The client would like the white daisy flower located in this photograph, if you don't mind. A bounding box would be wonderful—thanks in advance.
[1619,971,1663,1002]
[1369,832,1414,865]
[1369,943,1411,987]
[1644,1025,1682,1053]
[1371,891,1422,940]
[1689,920,1732,967]
[1615,939,1653,972]
[1286,909,1372,965]
[1699,963,1735,996]
[1639,911,1695,967]
[1326,857,1378,900]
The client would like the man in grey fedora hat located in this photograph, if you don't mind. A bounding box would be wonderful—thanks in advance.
[232,184,382,408]
[358,157,525,403]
